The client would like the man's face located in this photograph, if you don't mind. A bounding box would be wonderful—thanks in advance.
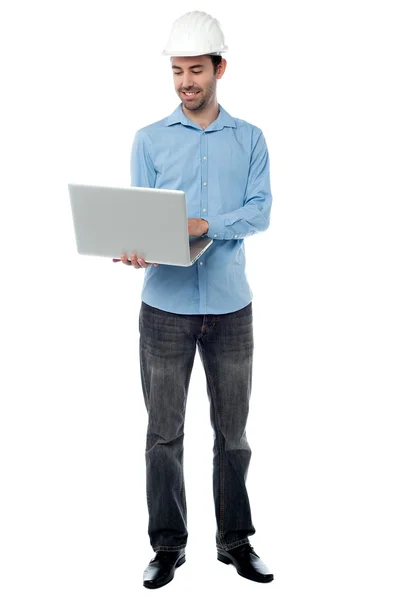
[171,55,223,110]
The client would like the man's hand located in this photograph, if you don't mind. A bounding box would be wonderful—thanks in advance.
[188,218,208,237]
[112,253,158,267]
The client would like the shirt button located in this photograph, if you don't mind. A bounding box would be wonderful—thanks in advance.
[235,234,238,238]
[203,156,207,160]
[199,262,203,265]
[214,234,218,237]
[202,208,206,212]
[203,182,207,186]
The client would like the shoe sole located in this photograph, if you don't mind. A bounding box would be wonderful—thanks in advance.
[143,554,186,589]
[217,551,274,583]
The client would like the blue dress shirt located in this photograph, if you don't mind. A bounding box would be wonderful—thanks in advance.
[130,102,272,315]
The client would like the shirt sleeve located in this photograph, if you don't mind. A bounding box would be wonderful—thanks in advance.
[130,130,157,188]
[205,128,273,240]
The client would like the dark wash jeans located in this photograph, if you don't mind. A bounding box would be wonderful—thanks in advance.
[138,300,256,552]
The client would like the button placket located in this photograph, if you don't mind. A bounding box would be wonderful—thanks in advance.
[201,132,208,227]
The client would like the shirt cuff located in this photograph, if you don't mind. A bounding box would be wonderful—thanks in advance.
[202,216,225,240]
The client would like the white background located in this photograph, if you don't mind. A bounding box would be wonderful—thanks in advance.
[1,0,398,598]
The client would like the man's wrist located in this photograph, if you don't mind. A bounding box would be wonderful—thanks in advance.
[202,219,209,234]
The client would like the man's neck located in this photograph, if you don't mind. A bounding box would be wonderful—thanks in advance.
[182,101,220,131]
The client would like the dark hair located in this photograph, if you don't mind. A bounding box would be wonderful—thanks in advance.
[208,54,223,74]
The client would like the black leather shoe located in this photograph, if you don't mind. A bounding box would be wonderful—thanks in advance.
[143,549,186,589]
[217,543,274,583]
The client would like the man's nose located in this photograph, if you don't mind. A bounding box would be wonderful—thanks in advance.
[182,75,195,89]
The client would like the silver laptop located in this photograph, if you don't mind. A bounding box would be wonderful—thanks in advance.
[68,183,213,267]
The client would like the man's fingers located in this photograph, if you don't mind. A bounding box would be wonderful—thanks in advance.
[120,253,131,265]
[115,253,158,268]
[130,253,142,267]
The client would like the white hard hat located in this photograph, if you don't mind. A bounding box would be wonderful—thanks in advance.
[162,10,228,57]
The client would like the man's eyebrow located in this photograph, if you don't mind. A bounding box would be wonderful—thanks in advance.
[172,64,204,70]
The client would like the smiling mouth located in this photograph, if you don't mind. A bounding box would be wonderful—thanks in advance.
[182,91,200,98]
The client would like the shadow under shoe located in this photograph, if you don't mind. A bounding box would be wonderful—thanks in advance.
[217,543,274,583]
[143,549,186,589]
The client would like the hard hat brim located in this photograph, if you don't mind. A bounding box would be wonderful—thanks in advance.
[162,48,227,56]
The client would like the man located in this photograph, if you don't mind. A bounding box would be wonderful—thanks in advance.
[116,10,274,589]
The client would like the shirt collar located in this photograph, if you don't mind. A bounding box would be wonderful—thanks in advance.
[165,102,236,132]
